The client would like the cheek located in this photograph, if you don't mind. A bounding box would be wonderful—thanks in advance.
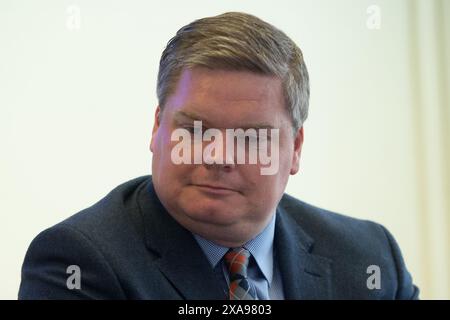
[153,127,177,165]
[152,127,191,185]
[239,161,290,204]
[239,169,277,197]
[277,140,295,170]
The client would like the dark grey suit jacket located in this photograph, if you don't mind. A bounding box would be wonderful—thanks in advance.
[18,175,419,299]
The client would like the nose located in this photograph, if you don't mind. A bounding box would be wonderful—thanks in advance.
[203,136,235,171]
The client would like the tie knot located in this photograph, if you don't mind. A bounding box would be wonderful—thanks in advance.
[224,247,251,279]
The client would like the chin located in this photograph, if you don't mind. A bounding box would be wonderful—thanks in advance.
[180,199,244,226]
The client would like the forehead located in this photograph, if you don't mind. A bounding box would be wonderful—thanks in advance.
[164,67,286,127]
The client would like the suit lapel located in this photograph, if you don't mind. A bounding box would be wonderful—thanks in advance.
[138,178,225,299]
[275,206,334,299]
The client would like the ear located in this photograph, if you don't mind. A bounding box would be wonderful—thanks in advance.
[149,106,161,153]
[290,126,304,175]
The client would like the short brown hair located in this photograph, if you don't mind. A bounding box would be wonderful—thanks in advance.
[157,12,310,132]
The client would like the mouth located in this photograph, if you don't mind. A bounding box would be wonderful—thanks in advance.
[191,184,239,196]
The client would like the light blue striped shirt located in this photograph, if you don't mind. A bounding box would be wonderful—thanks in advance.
[193,213,284,300]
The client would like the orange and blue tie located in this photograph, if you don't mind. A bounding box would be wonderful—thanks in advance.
[224,247,256,300]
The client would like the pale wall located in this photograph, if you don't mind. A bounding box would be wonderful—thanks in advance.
[1,0,448,299]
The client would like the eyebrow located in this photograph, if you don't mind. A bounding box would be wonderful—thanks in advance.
[173,111,213,127]
[172,110,276,130]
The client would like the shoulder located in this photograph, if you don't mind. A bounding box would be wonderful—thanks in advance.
[278,193,419,299]
[19,176,152,299]
[279,193,385,245]
[29,175,152,262]
[50,175,150,244]
[278,193,399,262]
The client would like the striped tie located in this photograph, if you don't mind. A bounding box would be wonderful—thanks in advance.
[224,247,256,300]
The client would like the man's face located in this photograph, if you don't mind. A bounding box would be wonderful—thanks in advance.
[150,67,303,246]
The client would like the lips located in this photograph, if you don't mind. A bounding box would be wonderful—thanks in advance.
[195,184,234,190]
[191,183,238,195]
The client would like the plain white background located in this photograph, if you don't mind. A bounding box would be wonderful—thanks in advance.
[1,0,449,299]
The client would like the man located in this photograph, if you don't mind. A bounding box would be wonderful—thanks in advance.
[19,12,419,299]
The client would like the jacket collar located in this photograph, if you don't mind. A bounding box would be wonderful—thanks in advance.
[275,203,334,299]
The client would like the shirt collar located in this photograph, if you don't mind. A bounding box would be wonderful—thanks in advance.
[193,212,276,285]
